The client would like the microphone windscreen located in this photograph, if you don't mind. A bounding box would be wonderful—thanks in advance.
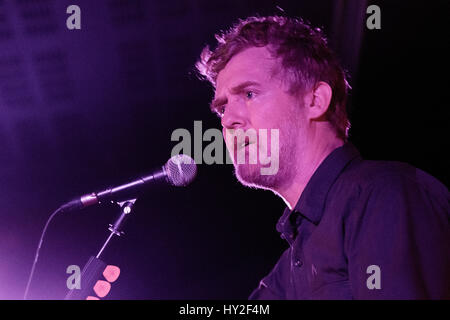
[164,154,197,187]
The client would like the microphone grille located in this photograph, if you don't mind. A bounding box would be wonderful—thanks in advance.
[164,154,197,187]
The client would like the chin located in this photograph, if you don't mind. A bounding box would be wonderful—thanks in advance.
[234,163,280,190]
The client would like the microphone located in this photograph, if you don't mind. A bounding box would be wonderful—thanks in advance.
[59,154,197,213]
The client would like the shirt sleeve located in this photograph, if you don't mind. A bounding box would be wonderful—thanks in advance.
[345,172,450,299]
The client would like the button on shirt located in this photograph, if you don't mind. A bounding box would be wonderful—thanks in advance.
[249,143,450,299]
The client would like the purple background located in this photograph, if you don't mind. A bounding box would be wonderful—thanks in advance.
[0,0,448,299]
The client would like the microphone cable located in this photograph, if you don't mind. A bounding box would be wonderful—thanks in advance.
[23,206,64,300]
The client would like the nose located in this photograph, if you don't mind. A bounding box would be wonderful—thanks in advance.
[221,98,247,130]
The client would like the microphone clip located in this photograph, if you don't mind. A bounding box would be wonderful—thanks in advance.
[96,198,137,259]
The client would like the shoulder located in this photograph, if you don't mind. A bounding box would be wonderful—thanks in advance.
[336,158,448,201]
[338,160,450,254]
[328,158,449,228]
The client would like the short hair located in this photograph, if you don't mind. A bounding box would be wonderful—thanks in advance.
[196,15,351,140]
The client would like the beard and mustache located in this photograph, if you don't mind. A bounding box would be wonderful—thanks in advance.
[233,143,294,191]
[225,124,298,191]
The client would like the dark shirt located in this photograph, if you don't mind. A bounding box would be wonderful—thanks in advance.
[249,143,450,299]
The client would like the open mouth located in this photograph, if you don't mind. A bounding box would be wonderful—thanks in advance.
[241,141,250,148]
[238,137,253,150]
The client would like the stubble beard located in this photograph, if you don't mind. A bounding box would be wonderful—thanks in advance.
[232,126,297,191]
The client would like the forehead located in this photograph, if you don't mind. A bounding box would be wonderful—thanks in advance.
[215,47,278,94]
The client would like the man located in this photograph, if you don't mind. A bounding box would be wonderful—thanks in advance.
[196,16,449,299]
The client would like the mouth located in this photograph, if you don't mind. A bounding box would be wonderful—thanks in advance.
[238,138,253,150]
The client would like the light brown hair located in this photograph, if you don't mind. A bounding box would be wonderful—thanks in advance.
[196,16,351,140]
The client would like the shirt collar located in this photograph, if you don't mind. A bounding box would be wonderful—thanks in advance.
[276,142,361,241]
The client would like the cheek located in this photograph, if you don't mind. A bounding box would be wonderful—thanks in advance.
[253,94,297,128]
[222,128,230,149]
[222,128,236,153]
[250,115,290,152]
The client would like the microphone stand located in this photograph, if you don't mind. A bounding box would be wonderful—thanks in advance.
[65,199,136,300]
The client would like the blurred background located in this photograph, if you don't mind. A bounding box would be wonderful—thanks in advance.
[0,0,448,299]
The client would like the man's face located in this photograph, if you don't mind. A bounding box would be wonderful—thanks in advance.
[213,46,307,190]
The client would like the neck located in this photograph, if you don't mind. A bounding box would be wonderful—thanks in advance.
[276,137,344,210]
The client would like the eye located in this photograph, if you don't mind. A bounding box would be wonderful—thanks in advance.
[217,105,226,117]
[246,91,254,99]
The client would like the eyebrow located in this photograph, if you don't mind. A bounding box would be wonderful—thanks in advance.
[210,81,261,112]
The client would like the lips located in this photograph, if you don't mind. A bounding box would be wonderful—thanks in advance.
[238,137,254,150]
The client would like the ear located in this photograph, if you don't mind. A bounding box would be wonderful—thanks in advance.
[305,81,332,120]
